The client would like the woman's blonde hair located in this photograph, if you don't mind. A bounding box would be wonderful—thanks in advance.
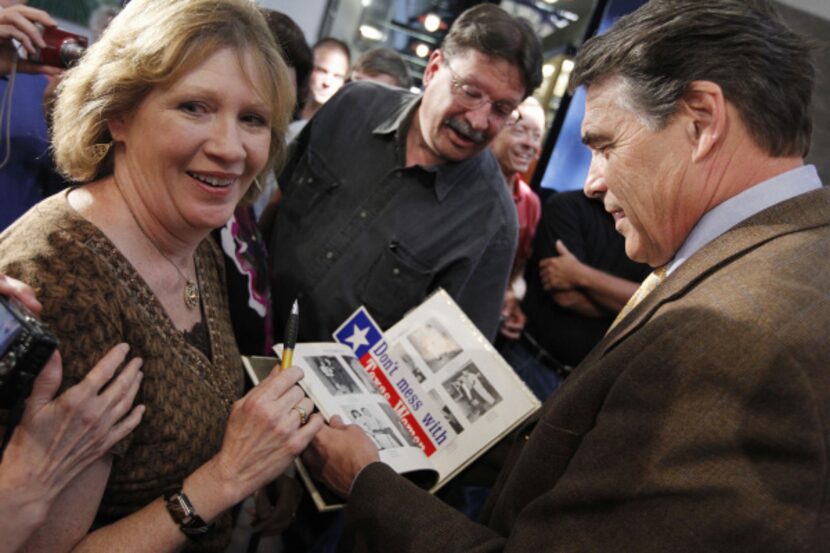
[52,0,295,204]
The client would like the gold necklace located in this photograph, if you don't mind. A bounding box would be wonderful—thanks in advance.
[114,179,200,310]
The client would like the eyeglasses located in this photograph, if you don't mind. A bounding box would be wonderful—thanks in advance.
[443,59,521,127]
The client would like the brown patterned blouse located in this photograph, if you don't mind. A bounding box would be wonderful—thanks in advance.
[0,191,245,552]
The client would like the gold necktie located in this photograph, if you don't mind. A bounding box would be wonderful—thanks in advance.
[608,265,668,331]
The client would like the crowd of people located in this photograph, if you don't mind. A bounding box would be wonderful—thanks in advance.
[0,0,827,552]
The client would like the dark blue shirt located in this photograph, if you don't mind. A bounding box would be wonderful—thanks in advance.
[0,74,64,231]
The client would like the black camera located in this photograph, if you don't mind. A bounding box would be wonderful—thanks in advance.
[0,295,59,409]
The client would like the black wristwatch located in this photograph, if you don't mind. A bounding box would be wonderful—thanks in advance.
[163,486,213,540]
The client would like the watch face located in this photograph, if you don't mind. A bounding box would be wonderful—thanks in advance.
[174,493,195,517]
[165,490,211,538]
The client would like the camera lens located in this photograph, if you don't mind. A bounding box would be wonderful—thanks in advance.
[60,41,86,67]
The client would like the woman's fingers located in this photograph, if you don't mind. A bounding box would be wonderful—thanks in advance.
[81,343,131,393]
[49,346,144,460]
[102,404,145,452]
[0,273,41,314]
[99,355,143,405]
[288,397,315,428]
[294,412,324,445]
[257,365,304,397]
[216,372,323,496]
[0,6,56,50]
[0,9,42,52]
[99,357,144,425]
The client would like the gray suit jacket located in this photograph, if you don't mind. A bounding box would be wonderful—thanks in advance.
[341,186,830,552]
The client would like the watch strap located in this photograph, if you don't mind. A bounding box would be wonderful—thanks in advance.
[164,486,213,540]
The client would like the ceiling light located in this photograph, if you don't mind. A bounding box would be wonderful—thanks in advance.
[362,0,371,6]
[424,13,441,33]
[415,43,431,58]
[359,25,384,41]
[542,64,555,78]
[561,59,575,73]
[553,72,571,97]
[559,10,579,21]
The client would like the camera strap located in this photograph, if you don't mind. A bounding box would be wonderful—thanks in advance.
[0,53,18,170]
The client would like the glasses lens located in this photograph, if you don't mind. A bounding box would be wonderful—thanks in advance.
[446,60,521,127]
[454,83,484,110]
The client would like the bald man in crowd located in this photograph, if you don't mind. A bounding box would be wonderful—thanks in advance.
[288,37,351,140]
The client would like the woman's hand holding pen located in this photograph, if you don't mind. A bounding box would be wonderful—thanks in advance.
[200,298,320,504]
[205,366,323,505]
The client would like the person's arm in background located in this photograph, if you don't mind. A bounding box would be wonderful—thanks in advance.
[538,240,639,314]
[0,4,69,201]
[529,194,604,318]
[532,193,639,318]
[0,275,145,553]
[499,185,541,340]
[0,4,62,76]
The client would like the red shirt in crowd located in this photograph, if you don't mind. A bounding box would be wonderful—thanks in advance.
[511,173,541,275]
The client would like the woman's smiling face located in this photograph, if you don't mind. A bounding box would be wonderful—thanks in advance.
[108,47,272,233]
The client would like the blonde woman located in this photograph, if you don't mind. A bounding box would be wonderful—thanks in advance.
[0,1,321,551]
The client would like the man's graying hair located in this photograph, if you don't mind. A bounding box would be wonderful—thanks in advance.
[354,48,411,88]
[442,4,543,98]
[571,0,815,157]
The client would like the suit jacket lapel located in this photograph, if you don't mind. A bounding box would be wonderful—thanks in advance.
[593,186,830,360]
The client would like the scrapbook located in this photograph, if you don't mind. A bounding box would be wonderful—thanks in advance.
[243,289,540,511]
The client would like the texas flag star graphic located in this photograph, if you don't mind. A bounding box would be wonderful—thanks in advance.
[344,324,370,351]
[333,308,383,359]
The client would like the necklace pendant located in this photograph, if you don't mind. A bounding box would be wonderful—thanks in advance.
[183,279,200,310]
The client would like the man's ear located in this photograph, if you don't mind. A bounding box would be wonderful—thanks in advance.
[421,49,443,88]
[681,80,726,162]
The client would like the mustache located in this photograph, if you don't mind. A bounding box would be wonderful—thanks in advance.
[444,118,486,145]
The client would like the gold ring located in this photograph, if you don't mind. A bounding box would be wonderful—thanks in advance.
[292,405,309,425]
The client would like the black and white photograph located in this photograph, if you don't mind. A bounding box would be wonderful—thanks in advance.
[406,318,462,373]
[428,389,464,434]
[342,354,376,393]
[442,362,502,423]
[392,344,427,383]
[347,404,404,451]
[378,402,419,448]
[305,355,361,396]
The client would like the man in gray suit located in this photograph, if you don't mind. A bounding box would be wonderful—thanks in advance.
[303,1,829,551]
